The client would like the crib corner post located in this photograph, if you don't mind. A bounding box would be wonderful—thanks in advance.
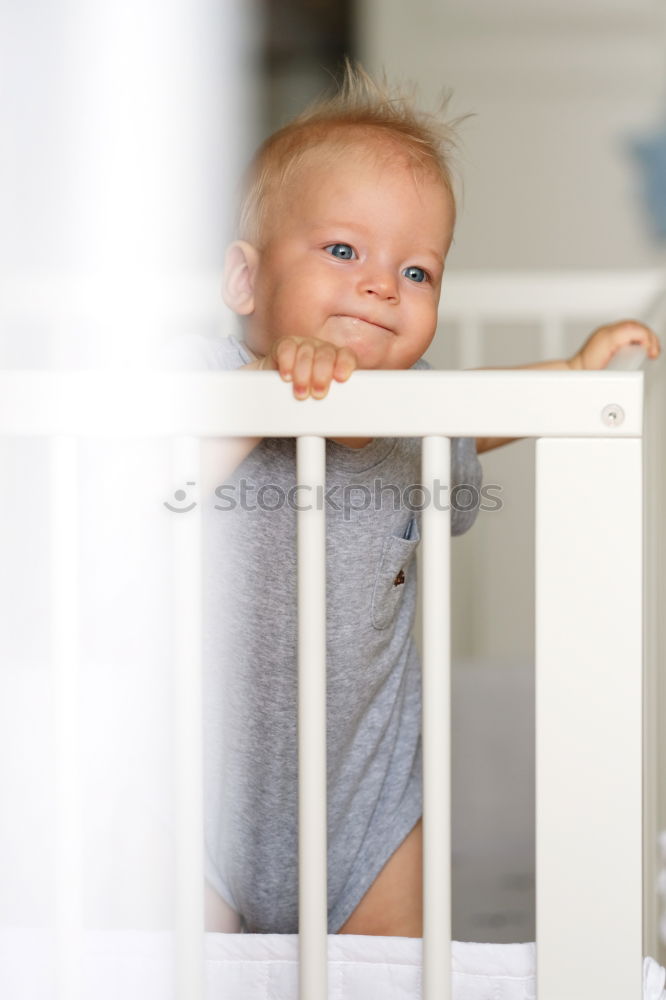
[535,437,643,1000]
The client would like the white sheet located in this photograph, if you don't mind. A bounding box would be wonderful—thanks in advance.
[206,934,666,1000]
[1,929,664,999]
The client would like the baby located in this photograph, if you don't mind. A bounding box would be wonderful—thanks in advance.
[202,65,659,938]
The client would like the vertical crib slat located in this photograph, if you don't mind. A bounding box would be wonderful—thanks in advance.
[171,436,205,1000]
[457,315,482,371]
[296,435,328,1000]
[535,438,643,999]
[51,436,82,1000]
[421,436,452,1000]
[539,315,565,362]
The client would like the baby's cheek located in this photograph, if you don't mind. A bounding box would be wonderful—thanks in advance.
[269,290,314,340]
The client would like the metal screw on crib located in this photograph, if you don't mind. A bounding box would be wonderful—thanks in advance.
[601,344,646,428]
[601,403,625,427]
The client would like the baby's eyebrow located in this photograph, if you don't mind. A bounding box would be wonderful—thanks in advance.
[411,249,445,274]
[424,249,444,266]
[310,221,368,235]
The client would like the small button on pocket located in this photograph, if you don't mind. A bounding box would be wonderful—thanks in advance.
[371,521,420,630]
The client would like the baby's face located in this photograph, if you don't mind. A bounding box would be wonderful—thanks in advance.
[243,147,455,369]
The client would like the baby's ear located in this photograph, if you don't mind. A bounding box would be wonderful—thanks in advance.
[222,241,259,315]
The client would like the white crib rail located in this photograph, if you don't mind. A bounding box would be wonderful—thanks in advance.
[421,436,453,997]
[296,436,329,1000]
[440,270,665,319]
[171,435,206,1000]
[0,366,644,1000]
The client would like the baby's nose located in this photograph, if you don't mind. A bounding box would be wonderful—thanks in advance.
[360,268,399,302]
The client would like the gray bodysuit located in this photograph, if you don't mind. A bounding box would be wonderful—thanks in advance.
[183,334,482,933]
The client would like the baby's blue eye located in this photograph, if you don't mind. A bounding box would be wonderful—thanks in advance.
[325,243,357,260]
[403,266,427,283]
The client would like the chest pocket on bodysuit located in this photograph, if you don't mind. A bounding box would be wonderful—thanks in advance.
[371,518,420,630]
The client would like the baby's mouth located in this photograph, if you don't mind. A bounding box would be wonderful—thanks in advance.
[334,314,393,334]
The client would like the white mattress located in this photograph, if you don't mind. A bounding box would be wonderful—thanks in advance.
[1,929,664,999]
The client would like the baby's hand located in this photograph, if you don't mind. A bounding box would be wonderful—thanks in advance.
[568,320,661,371]
[258,336,358,399]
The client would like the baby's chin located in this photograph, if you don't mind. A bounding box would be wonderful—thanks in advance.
[323,316,396,369]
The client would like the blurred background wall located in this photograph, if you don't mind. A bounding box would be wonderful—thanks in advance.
[254,0,666,270]
[359,0,666,270]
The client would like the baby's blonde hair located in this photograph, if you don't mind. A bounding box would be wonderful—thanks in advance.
[237,61,465,246]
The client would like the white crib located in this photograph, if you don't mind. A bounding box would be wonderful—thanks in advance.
[0,270,664,1000]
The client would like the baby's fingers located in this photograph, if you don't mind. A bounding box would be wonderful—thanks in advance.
[332,347,358,383]
[644,325,661,359]
[272,337,300,381]
[310,345,359,397]
[578,319,660,370]
[290,340,318,398]
[309,343,340,399]
[610,320,660,359]
[270,338,358,398]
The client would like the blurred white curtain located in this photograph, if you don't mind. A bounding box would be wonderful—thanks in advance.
[0,1,256,997]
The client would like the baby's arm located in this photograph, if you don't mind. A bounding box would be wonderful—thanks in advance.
[476,319,660,454]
